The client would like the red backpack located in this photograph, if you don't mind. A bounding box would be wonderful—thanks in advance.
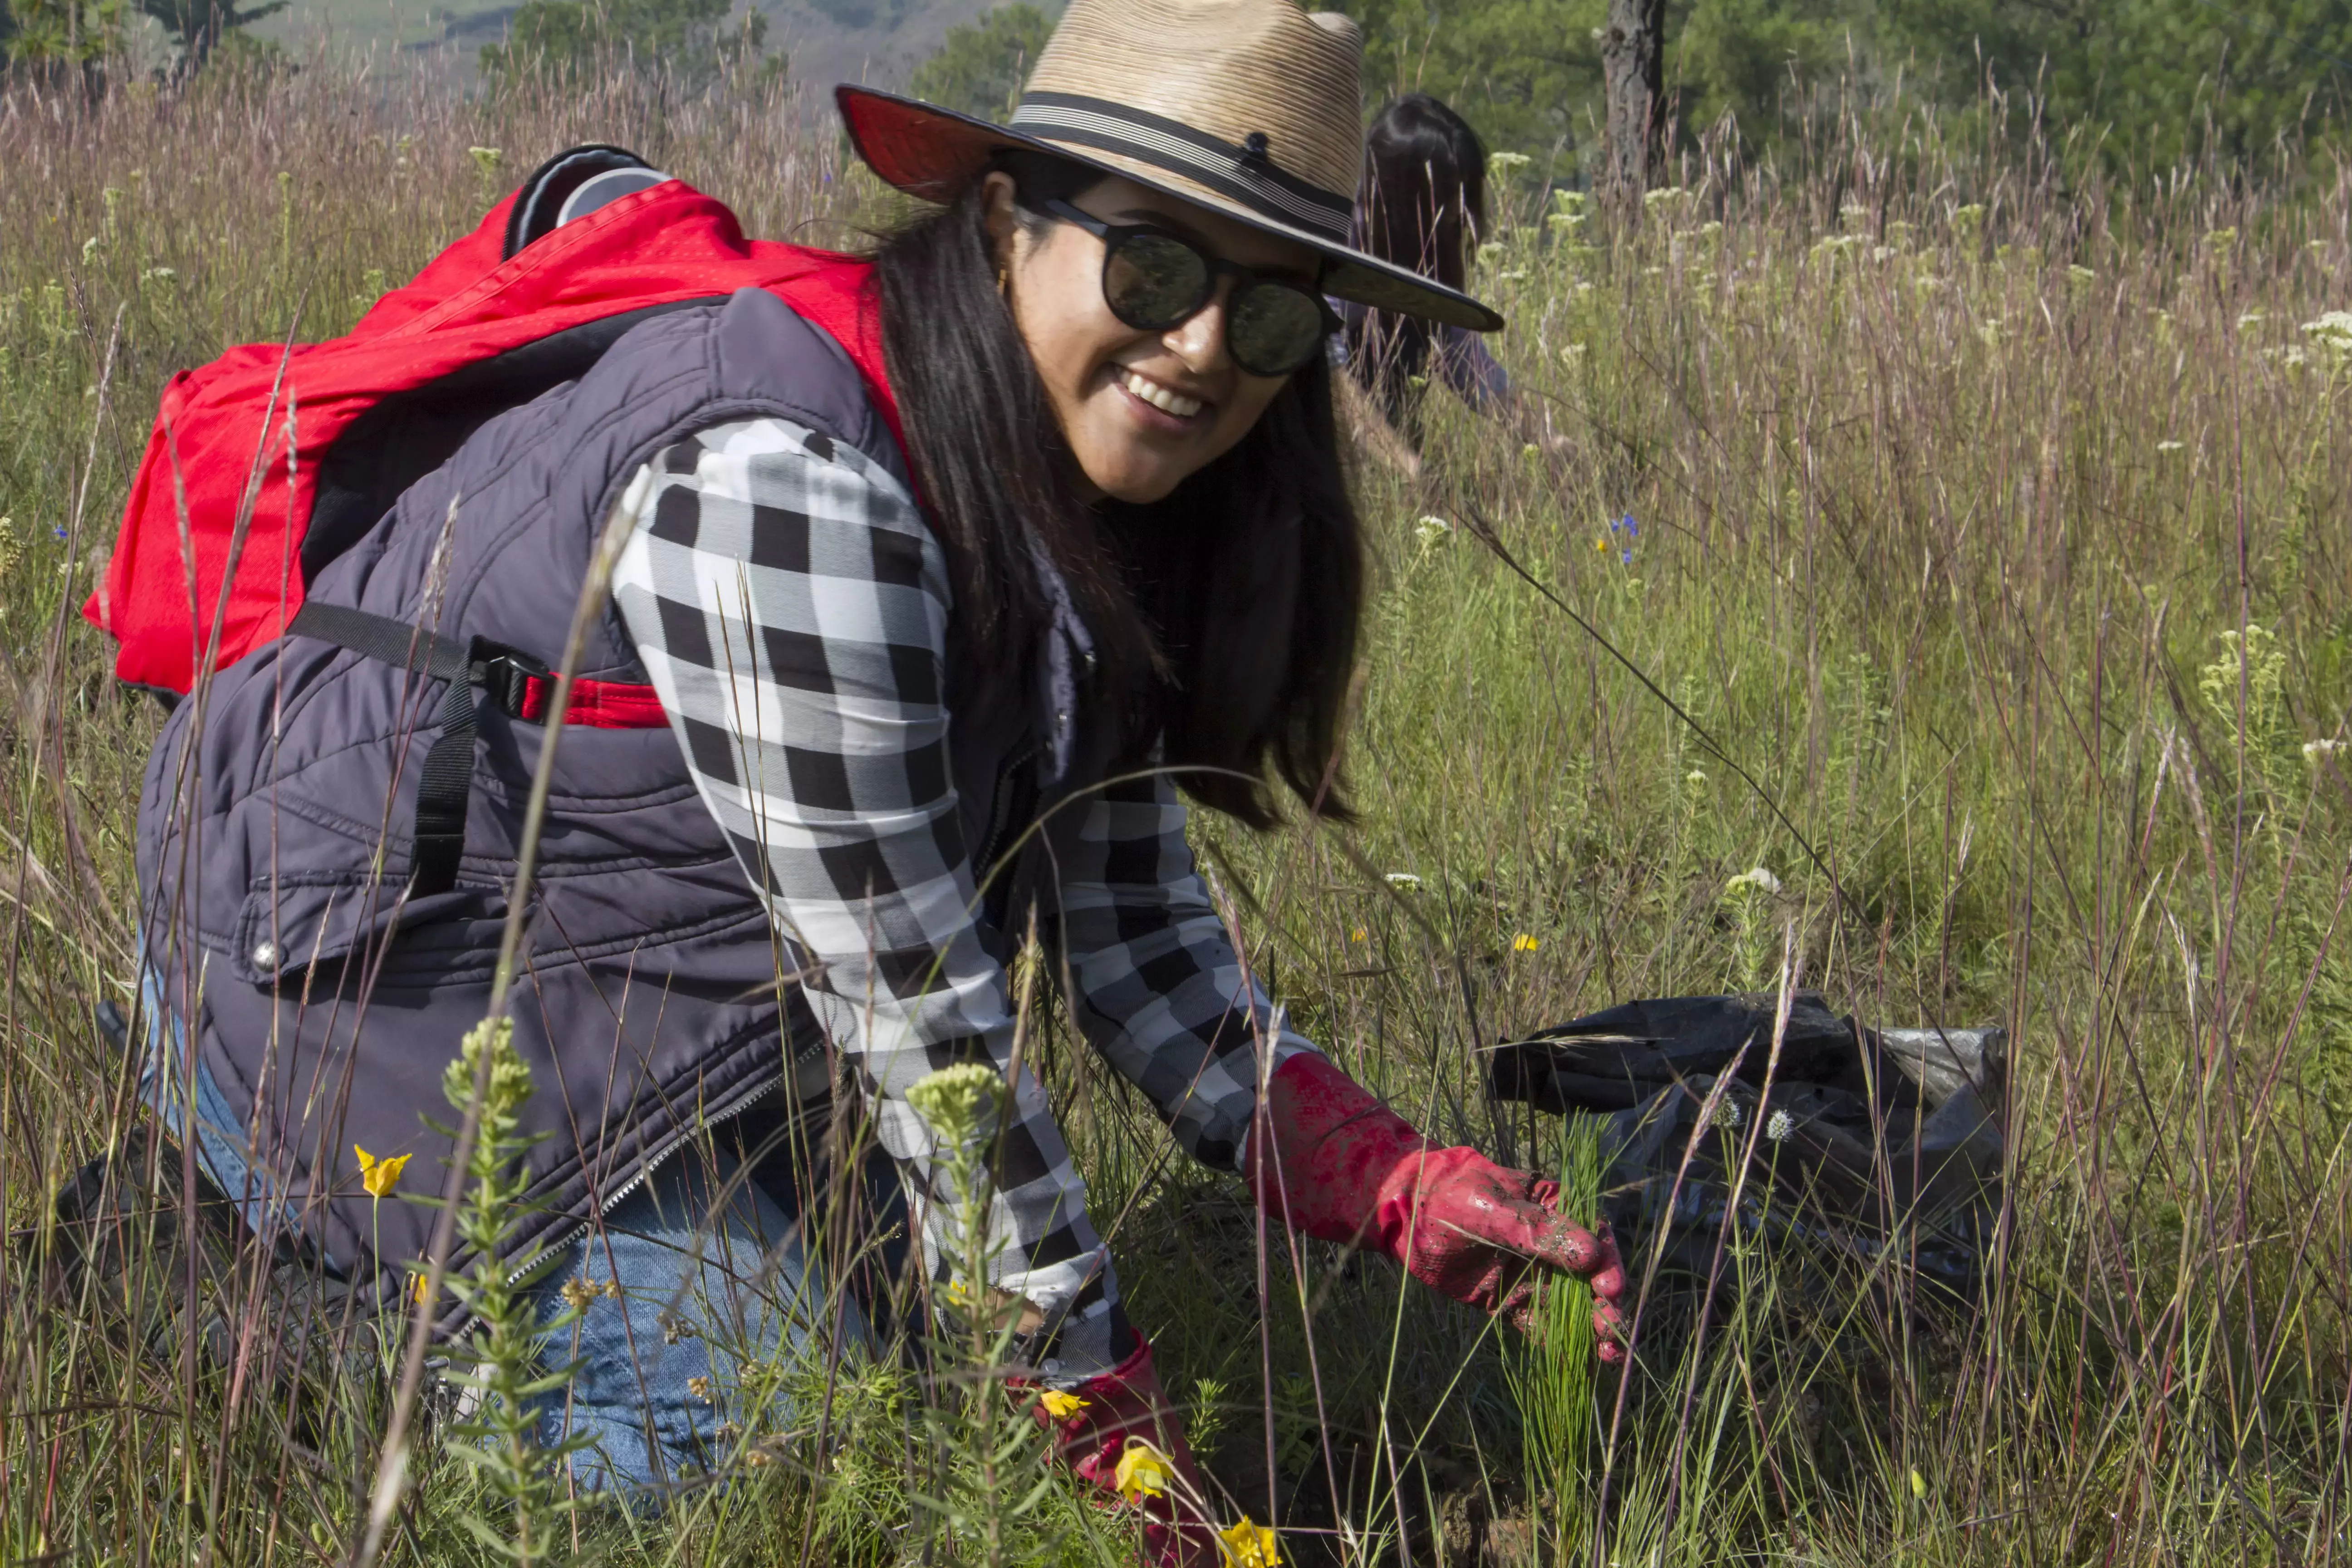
[88,146,903,704]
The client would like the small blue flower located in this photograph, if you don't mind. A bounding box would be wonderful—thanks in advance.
[1618,514,1639,537]
[52,526,67,541]
[1619,548,1633,564]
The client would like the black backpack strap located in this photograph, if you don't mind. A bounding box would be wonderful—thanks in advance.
[290,599,472,681]
[410,660,484,897]
[288,601,546,897]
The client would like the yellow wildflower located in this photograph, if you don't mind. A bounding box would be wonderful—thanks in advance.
[1113,1439,1173,1503]
[1348,927,1367,943]
[410,1273,431,1307]
[1510,933,1540,953]
[1038,1389,1089,1420]
[1218,1516,1280,1567]
[354,1144,410,1199]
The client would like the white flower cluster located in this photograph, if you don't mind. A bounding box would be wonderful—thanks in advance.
[1725,866,1782,897]
[906,1063,1006,1156]
[1384,872,1422,892]
[2302,311,2352,365]
[1414,515,1453,546]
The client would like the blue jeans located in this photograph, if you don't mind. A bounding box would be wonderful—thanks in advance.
[137,960,905,1497]
[136,964,310,1250]
[522,1111,910,1496]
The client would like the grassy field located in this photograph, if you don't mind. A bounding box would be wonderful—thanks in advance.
[5,59,2352,1566]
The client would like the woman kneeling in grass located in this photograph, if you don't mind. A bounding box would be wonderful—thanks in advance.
[130,0,1626,1550]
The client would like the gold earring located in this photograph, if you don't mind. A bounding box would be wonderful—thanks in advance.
[996,261,1009,298]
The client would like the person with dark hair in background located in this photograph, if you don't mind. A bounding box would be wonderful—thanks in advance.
[1339,92,1560,466]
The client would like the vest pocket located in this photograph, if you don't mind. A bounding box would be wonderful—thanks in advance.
[232,873,502,986]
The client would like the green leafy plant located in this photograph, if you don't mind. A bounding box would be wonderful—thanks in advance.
[433,1017,588,1565]
[902,1062,1073,1568]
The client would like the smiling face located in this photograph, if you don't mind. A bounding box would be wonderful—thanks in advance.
[985,171,1320,505]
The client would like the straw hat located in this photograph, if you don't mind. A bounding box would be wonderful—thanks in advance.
[835,0,1502,332]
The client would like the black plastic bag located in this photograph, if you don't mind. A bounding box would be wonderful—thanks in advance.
[1488,992,2005,1295]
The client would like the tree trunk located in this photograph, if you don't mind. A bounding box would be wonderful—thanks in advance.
[1600,0,1666,210]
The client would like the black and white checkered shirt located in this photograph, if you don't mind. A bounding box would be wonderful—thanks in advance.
[609,416,1317,1380]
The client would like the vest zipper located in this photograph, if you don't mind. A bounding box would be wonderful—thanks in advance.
[458,1072,796,1310]
[975,744,1040,942]
[433,1086,769,1398]
[977,742,1039,876]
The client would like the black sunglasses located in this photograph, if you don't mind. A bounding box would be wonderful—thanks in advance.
[1041,199,1336,378]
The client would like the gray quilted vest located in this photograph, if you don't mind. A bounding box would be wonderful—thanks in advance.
[134,287,1102,1320]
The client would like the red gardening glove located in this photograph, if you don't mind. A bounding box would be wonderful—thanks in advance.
[1024,1336,1219,1566]
[1248,1052,1630,1357]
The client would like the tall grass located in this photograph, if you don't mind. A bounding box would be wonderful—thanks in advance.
[5,54,2352,1565]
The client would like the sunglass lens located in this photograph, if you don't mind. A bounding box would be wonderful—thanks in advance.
[1228,283,1327,376]
[1102,233,1210,330]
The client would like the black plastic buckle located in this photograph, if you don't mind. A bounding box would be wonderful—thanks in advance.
[474,646,551,720]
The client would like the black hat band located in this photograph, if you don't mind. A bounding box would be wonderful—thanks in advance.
[1009,91,1354,244]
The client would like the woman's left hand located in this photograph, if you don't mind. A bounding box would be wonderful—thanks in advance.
[1388,1145,1630,1347]
[1249,1052,1631,1360]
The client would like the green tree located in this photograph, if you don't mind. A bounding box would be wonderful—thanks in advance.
[1333,0,1609,163]
[480,0,770,88]
[1333,0,1867,173]
[138,0,285,70]
[4,0,131,81]
[1332,0,2349,176]
[1668,0,1871,141]
[1879,0,2352,168]
[906,1,1057,120]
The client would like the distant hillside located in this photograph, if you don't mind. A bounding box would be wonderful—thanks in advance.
[258,0,1014,94]
[752,0,1007,95]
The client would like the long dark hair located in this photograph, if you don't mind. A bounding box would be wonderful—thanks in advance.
[871,157,1362,828]
[1360,94,1487,288]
